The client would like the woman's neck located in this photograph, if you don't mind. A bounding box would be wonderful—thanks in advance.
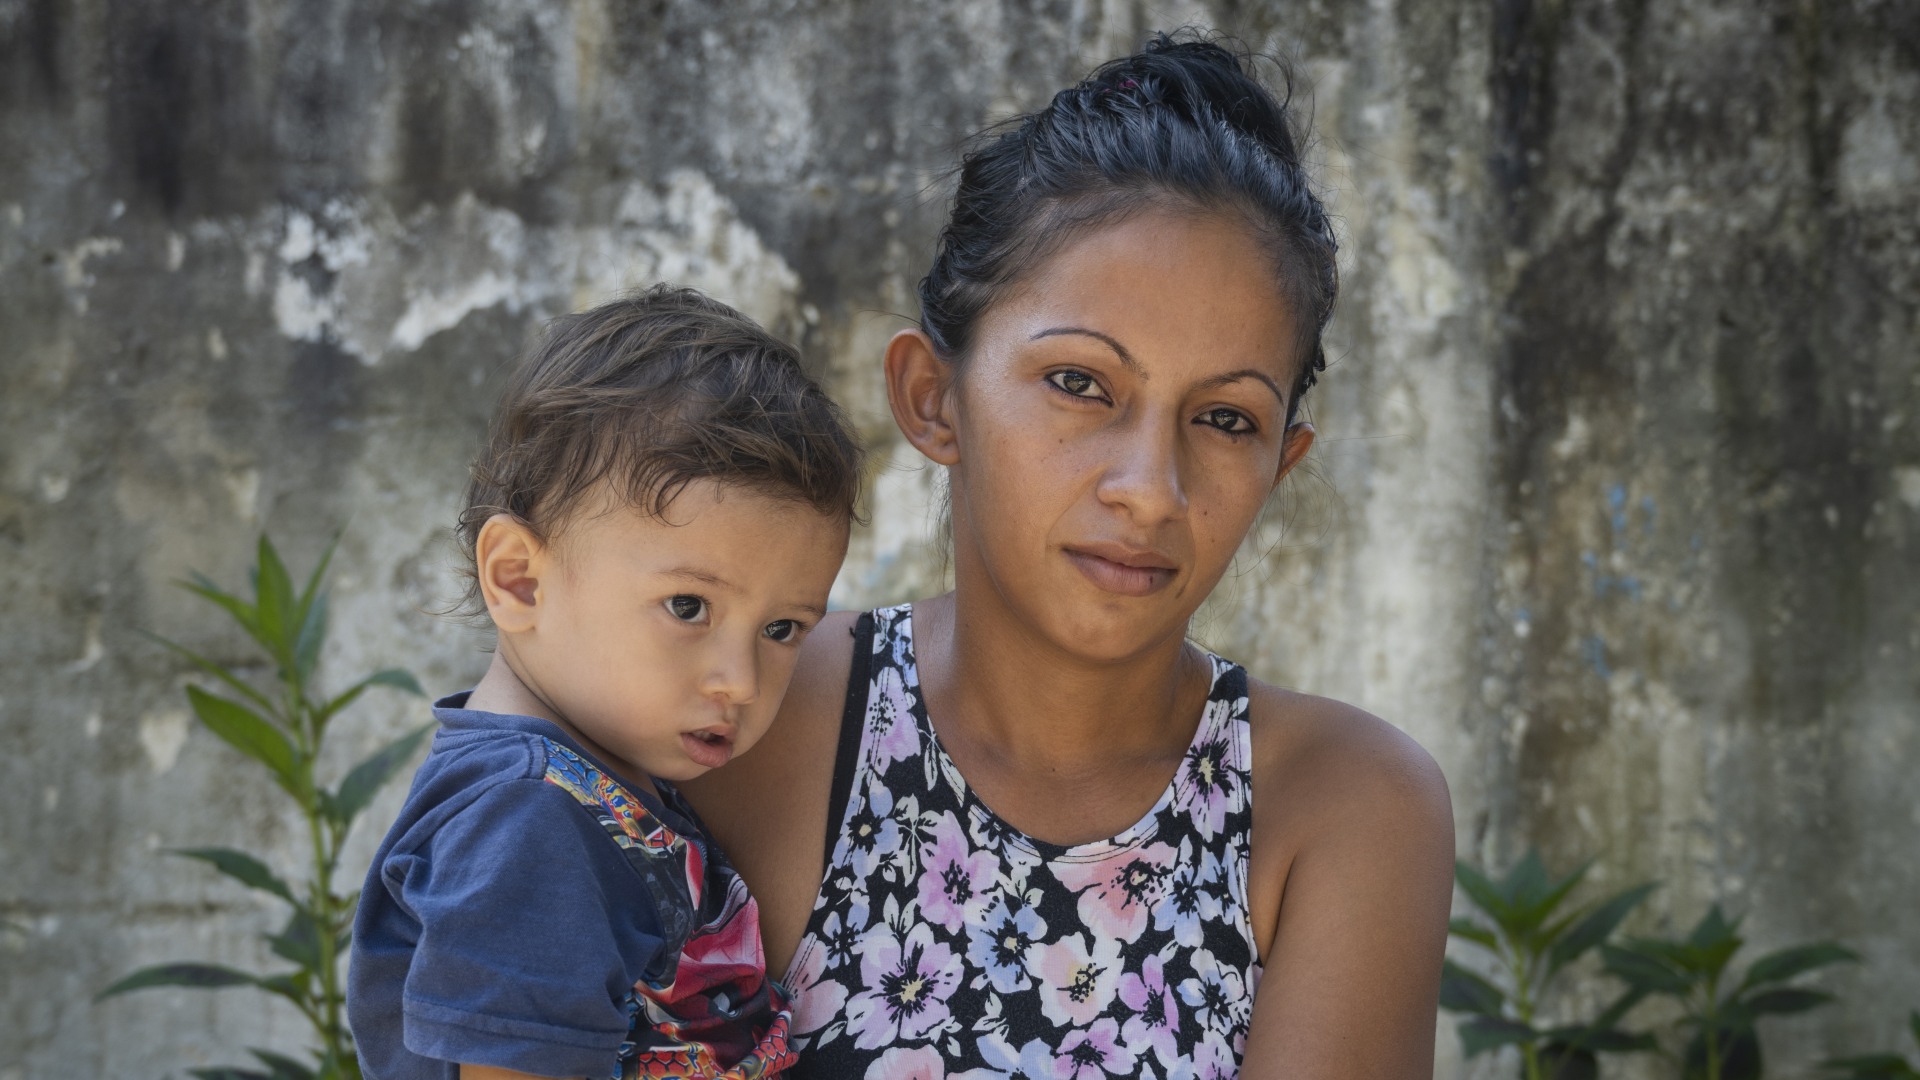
[911,588,1213,777]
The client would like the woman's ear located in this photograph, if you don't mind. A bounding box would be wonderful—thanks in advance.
[1272,421,1316,488]
[884,328,961,467]
[474,514,544,634]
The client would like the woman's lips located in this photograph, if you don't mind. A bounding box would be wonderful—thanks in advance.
[681,729,734,769]
[1064,546,1177,597]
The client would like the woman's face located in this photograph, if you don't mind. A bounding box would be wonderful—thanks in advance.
[936,207,1315,660]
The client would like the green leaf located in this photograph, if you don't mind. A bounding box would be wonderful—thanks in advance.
[316,668,427,725]
[1450,916,1500,952]
[187,686,301,795]
[1457,861,1513,927]
[141,631,280,716]
[1911,1011,1920,1051]
[268,908,325,971]
[1459,1015,1538,1057]
[1506,850,1550,906]
[180,572,262,641]
[1544,1026,1658,1053]
[169,847,295,905]
[1742,987,1834,1015]
[329,723,433,827]
[254,534,297,663]
[1523,857,1593,935]
[1684,1025,1762,1080]
[1740,942,1859,990]
[1825,1054,1920,1080]
[250,1048,318,1080]
[1603,942,1695,994]
[189,1069,273,1080]
[1440,958,1507,1017]
[269,913,326,972]
[255,971,311,1007]
[294,531,341,633]
[1689,905,1743,949]
[97,963,259,1000]
[1547,883,1657,976]
[292,589,329,687]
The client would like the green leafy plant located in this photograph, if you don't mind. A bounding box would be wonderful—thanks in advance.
[1827,1011,1920,1080]
[1603,905,1858,1080]
[1444,851,1658,1080]
[98,534,429,1080]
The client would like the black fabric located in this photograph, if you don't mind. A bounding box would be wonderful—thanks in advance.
[820,611,875,870]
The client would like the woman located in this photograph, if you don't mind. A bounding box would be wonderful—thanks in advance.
[683,34,1454,1079]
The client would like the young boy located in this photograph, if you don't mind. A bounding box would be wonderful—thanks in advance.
[348,286,864,1080]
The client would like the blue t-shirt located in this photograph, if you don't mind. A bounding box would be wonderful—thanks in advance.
[348,694,797,1080]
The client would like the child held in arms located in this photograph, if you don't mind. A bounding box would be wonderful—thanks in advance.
[348,286,864,1080]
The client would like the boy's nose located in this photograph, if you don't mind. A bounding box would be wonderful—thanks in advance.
[700,642,761,707]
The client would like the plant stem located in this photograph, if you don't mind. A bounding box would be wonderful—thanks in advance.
[1703,978,1721,1080]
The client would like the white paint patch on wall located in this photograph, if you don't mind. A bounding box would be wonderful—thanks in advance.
[138,709,190,775]
[257,173,801,369]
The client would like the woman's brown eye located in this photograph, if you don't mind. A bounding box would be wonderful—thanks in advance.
[1047,370,1100,397]
[1202,408,1253,433]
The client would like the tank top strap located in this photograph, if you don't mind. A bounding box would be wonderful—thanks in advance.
[817,609,877,870]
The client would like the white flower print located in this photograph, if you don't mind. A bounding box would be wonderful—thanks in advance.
[845,920,964,1049]
[1153,838,1226,948]
[1177,947,1252,1035]
[1029,932,1124,1029]
[965,891,1048,994]
[867,664,923,771]
[918,810,999,933]
[1054,840,1177,940]
[861,1045,945,1080]
[1054,1018,1139,1079]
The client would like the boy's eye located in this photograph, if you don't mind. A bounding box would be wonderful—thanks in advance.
[1198,407,1255,435]
[763,620,801,643]
[1046,370,1104,399]
[666,595,708,623]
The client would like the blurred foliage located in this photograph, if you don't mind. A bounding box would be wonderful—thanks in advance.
[1444,851,1657,1080]
[1827,1011,1920,1080]
[97,534,428,1080]
[1604,906,1857,1080]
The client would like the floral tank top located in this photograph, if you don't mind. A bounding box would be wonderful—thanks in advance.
[782,606,1262,1080]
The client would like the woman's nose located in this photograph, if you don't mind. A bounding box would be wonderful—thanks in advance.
[1094,414,1189,525]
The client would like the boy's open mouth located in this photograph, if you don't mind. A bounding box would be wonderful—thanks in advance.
[682,727,734,769]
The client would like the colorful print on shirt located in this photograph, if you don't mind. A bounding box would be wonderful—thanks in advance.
[782,606,1263,1080]
[543,741,798,1079]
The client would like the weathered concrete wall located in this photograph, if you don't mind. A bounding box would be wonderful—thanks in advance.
[2,1,1915,1076]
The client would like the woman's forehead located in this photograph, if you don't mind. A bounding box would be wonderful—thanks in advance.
[988,210,1301,379]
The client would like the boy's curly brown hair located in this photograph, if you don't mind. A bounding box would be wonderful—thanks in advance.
[456,285,865,614]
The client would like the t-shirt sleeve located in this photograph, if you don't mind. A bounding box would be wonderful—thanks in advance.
[386,777,664,1077]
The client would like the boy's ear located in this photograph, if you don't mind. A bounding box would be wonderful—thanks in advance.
[884,329,961,467]
[475,514,543,634]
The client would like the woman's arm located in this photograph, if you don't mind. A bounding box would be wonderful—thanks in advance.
[1240,685,1456,1079]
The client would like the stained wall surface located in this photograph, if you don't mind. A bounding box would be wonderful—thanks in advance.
[2,1,1916,1076]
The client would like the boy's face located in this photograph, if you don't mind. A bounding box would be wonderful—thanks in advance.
[487,479,850,785]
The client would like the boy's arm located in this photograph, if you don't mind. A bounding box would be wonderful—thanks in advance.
[380,777,663,1076]
[461,1066,561,1080]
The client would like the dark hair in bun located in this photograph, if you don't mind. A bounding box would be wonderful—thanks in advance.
[918,32,1339,420]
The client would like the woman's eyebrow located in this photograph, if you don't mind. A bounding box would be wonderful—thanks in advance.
[1194,368,1288,407]
[1030,326,1142,375]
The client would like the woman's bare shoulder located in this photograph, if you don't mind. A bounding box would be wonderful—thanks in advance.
[1237,676,1455,1075]
[1243,675,1452,839]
